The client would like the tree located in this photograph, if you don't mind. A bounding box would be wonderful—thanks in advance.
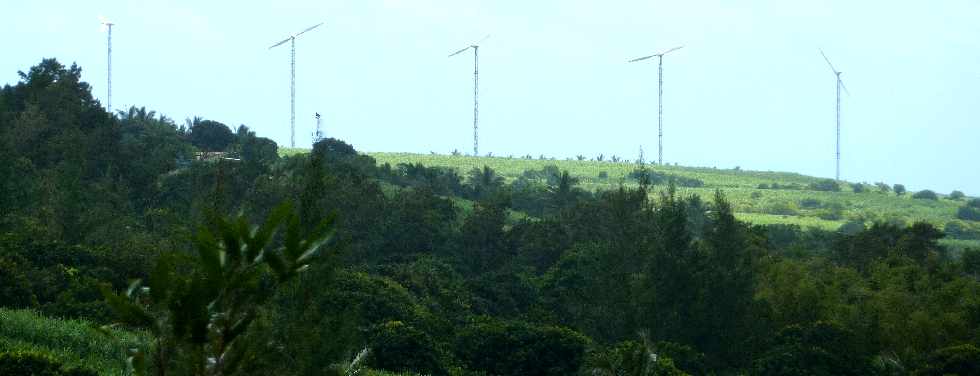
[894,184,907,196]
[918,344,980,376]
[188,119,234,153]
[465,165,505,201]
[100,203,337,376]
[949,190,966,200]
[912,190,939,200]
[752,321,872,376]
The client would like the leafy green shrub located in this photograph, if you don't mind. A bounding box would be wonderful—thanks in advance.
[598,171,609,180]
[893,184,907,196]
[816,202,845,221]
[808,179,841,192]
[587,340,692,376]
[0,351,97,376]
[752,321,871,376]
[368,321,449,375]
[968,198,980,209]
[750,191,763,199]
[962,249,980,276]
[945,221,980,239]
[764,201,799,216]
[912,190,939,200]
[757,183,770,189]
[875,182,891,193]
[455,317,589,376]
[0,256,37,309]
[949,190,966,200]
[838,220,866,236]
[852,183,866,193]
[799,198,823,209]
[917,344,980,376]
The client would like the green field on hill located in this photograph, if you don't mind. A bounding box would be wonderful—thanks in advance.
[279,148,980,250]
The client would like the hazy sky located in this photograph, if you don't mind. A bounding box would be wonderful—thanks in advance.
[3,1,978,195]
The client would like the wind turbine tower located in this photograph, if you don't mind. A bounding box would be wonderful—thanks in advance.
[269,22,323,148]
[449,35,490,156]
[99,16,114,113]
[820,49,849,181]
[629,45,684,165]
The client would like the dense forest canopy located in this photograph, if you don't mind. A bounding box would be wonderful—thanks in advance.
[1,59,979,375]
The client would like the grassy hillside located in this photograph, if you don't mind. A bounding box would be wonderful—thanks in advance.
[0,309,144,376]
[281,148,980,249]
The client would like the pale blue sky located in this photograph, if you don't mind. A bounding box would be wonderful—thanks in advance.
[3,1,978,194]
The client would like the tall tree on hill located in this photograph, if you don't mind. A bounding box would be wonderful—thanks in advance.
[189,120,234,154]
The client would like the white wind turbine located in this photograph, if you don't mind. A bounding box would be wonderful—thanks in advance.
[449,35,490,156]
[269,22,324,148]
[629,45,684,165]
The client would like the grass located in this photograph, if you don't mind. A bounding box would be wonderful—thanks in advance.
[0,308,145,376]
[281,149,980,250]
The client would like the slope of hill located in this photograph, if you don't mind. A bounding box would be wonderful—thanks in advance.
[360,152,979,249]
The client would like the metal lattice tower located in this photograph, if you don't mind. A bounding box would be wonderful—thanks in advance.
[269,22,323,148]
[450,35,490,156]
[820,49,849,181]
[100,17,114,113]
[629,46,683,165]
[472,46,479,156]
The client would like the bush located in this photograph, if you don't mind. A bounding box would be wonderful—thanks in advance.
[958,206,980,222]
[799,198,823,209]
[962,249,980,276]
[808,179,841,192]
[918,344,980,376]
[0,351,97,376]
[851,183,866,193]
[893,184,906,196]
[949,190,966,200]
[597,171,609,180]
[764,201,799,216]
[0,256,37,309]
[968,198,980,209]
[750,191,763,199]
[912,190,939,200]
[875,182,891,193]
[368,321,449,375]
[455,317,589,376]
[944,221,980,239]
[757,183,770,189]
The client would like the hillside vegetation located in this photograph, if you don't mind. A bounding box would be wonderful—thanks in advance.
[4,59,980,376]
[351,151,976,248]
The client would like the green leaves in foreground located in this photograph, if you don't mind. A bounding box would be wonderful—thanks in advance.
[100,203,336,376]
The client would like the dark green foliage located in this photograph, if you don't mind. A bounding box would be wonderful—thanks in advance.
[808,179,841,192]
[957,206,980,221]
[0,351,97,376]
[968,198,980,208]
[875,182,891,193]
[188,119,234,152]
[628,168,704,187]
[852,183,866,193]
[0,256,37,309]
[799,198,823,209]
[912,190,939,200]
[838,220,866,235]
[949,190,966,200]
[587,340,691,376]
[918,344,980,376]
[367,321,449,375]
[466,165,505,200]
[752,321,871,376]
[962,249,980,276]
[894,184,907,195]
[455,317,589,376]
[832,222,945,270]
[101,203,337,376]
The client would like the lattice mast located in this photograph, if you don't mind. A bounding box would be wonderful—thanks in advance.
[269,22,324,148]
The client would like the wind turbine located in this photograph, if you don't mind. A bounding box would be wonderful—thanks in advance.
[269,22,323,148]
[449,35,490,156]
[99,16,114,113]
[820,49,849,181]
[629,45,684,165]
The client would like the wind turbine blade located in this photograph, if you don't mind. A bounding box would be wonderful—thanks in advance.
[268,37,292,49]
[448,46,471,57]
[660,45,684,55]
[628,55,656,63]
[295,22,324,38]
[840,79,851,96]
[819,48,838,74]
[475,34,491,45]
